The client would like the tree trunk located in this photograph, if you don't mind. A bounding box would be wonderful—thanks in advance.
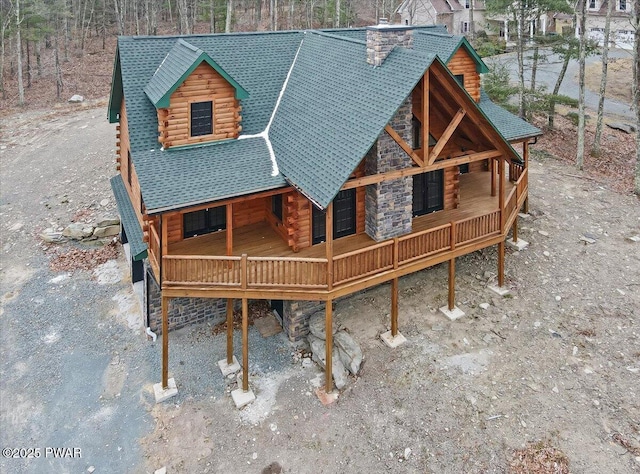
[35,40,42,77]
[576,0,587,170]
[54,37,63,101]
[16,0,24,105]
[547,49,571,128]
[210,0,215,32]
[114,0,125,35]
[591,0,615,156]
[468,0,474,41]
[516,11,526,118]
[633,0,640,194]
[335,0,340,27]
[225,0,232,32]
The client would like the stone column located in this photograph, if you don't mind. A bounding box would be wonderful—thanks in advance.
[365,97,414,241]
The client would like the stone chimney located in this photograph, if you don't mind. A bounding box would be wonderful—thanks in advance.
[366,18,414,67]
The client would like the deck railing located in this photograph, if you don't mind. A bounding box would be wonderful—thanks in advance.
[162,206,513,292]
[148,223,161,279]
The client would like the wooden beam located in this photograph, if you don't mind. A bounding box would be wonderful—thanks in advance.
[422,73,429,164]
[491,159,497,197]
[325,300,333,393]
[391,278,399,337]
[499,157,505,231]
[448,258,455,311]
[512,215,518,243]
[429,109,466,165]
[326,202,333,291]
[523,142,529,214]
[242,297,249,392]
[226,203,233,257]
[162,294,169,389]
[226,298,234,364]
[384,125,424,167]
[340,149,502,191]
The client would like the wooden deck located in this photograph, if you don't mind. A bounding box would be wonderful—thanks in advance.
[162,170,526,299]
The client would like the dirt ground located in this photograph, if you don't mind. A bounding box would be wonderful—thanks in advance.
[1,104,639,473]
[584,57,634,104]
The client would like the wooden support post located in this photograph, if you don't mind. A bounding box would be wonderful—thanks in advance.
[498,241,505,287]
[448,258,455,311]
[226,298,234,365]
[499,157,505,232]
[325,300,333,393]
[391,278,399,337]
[326,203,333,291]
[490,159,496,197]
[161,294,169,389]
[226,203,233,257]
[512,215,519,243]
[242,297,249,392]
[522,142,529,214]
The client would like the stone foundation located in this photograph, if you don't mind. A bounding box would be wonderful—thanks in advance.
[365,97,414,241]
[144,263,229,335]
[281,300,326,342]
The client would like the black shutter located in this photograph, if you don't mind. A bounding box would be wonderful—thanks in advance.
[312,205,326,244]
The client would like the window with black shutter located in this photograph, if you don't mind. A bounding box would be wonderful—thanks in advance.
[459,163,469,174]
[312,189,357,244]
[183,206,226,238]
[413,169,444,217]
[190,101,213,137]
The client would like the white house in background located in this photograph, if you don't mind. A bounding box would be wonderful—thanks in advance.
[583,0,635,49]
[396,0,491,37]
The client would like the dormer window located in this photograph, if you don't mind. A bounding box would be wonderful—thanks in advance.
[190,101,213,137]
[617,0,626,10]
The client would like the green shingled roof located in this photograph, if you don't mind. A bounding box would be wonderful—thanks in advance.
[144,38,248,108]
[134,137,286,212]
[478,90,542,141]
[271,32,437,208]
[110,175,147,260]
[109,26,540,215]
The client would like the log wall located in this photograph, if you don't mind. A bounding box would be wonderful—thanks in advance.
[444,166,459,210]
[447,49,481,102]
[158,63,242,149]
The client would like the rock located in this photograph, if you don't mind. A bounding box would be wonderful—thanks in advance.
[9,222,23,232]
[68,94,84,103]
[93,225,120,238]
[332,347,349,390]
[580,235,596,244]
[606,122,635,134]
[479,303,490,310]
[404,448,412,460]
[87,467,95,474]
[538,230,549,237]
[334,330,363,376]
[62,222,94,240]
[301,357,313,368]
[154,467,167,474]
[626,235,640,243]
[308,334,326,368]
[95,216,120,227]
[40,228,66,243]
[100,198,109,207]
[308,310,336,340]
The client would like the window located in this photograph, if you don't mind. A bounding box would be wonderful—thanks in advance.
[617,0,626,10]
[454,74,465,87]
[412,115,421,150]
[465,0,470,8]
[272,194,283,221]
[459,163,469,174]
[413,169,444,217]
[190,101,213,137]
[183,206,226,238]
[312,189,357,244]
[588,0,597,9]
[461,21,469,33]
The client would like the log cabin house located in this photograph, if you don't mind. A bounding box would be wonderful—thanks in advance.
[108,21,541,399]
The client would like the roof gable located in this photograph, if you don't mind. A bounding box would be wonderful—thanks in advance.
[144,38,249,108]
[270,32,436,209]
[414,31,488,73]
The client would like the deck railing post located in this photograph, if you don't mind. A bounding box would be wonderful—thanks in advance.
[161,294,169,389]
[241,254,247,290]
[450,221,456,250]
[393,237,399,269]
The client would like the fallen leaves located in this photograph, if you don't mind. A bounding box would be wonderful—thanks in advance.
[48,240,120,272]
[510,441,570,474]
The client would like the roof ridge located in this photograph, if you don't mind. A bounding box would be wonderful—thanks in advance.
[176,38,200,52]
[310,30,366,45]
[129,30,303,41]
[414,30,457,39]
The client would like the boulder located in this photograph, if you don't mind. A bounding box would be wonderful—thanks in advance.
[95,216,120,227]
[334,330,363,375]
[62,223,94,240]
[308,334,326,368]
[68,94,84,103]
[331,347,349,390]
[308,310,337,340]
[606,122,635,134]
[93,225,120,238]
[40,228,66,243]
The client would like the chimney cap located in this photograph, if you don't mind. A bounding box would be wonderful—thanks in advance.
[367,18,413,31]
